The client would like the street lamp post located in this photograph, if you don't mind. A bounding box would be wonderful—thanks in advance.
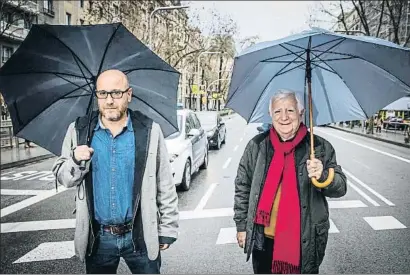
[196,51,221,110]
[148,5,189,49]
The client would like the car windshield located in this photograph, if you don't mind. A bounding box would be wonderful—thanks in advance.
[165,115,183,139]
[196,112,217,126]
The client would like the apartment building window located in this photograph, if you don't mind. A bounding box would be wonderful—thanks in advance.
[44,0,53,10]
[80,19,84,25]
[2,46,13,64]
[66,13,71,25]
[80,0,84,8]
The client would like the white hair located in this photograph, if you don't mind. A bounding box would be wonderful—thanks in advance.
[268,89,305,116]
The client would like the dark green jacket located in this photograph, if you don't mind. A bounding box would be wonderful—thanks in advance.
[233,130,347,273]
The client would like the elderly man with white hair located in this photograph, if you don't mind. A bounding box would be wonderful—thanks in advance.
[233,89,347,274]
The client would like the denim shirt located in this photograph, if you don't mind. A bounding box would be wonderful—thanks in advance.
[91,114,135,225]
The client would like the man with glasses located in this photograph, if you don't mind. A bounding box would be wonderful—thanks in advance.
[52,69,178,274]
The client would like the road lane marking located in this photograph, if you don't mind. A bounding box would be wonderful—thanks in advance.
[327,200,367,209]
[1,219,76,233]
[233,145,238,152]
[347,180,380,206]
[345,169,395,206]
[239,138,243,142]
[0,186,67,218]
[13,241,75,263]
[316,129,410,164]
[329,219,340,233]
[363,216,407,230]
[0,199,371,234]
[0,189,48,196]
[0,171,14,176]
[195,183,219,212]
[222,158,232,169]
[352,159,371,170]
[217,220,340,244]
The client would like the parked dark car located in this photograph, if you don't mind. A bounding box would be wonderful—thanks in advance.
[195,111,226,149]
[257,123,272,133]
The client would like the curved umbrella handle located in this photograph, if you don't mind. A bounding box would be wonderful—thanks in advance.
[311,167,334,188]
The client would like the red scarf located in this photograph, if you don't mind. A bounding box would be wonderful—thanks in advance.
[254,124,307,274]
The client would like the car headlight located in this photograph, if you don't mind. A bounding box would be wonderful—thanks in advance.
[169,154,178,163]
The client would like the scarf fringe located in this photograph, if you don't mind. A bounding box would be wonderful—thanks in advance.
[254,210,270,226]
[272,260,301,274]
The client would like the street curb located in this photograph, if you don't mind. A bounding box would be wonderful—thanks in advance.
[327,126,410,149]
[1,154,55,170]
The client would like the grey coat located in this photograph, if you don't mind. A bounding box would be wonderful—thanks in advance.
[233,131,347,273]
[52,114,179,262]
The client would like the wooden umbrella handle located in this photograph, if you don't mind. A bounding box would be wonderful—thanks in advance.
[306,55,334,189]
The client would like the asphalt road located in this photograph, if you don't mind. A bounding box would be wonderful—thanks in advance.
[1,114,409,274]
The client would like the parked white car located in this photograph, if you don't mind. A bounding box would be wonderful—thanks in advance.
[165,109,208,191]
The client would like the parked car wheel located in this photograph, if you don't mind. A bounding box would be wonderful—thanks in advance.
[221,131,226,144]
[179,159,191,191]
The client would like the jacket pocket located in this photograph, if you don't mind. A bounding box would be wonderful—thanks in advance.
[314,219,330,267]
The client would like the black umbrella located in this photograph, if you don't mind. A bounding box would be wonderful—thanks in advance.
[0,23,180,156]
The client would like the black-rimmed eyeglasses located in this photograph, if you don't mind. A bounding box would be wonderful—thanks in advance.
[95,88,130,99]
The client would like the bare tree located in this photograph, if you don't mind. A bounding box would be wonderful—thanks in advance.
[308,0,410,46]
[0,0,37,37]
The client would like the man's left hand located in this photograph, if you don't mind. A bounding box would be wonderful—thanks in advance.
[159,244,170,250]
[307,158,323,179]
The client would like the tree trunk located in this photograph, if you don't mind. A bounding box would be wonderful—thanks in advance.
[217,54,224,111]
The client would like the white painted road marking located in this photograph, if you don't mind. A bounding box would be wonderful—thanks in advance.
[347,180,380,206]
[1,189,48,196]
[195,183,219,212]
[363,216,407,231]
[233,145,238,152]
[13,241,75,263]
[328,200,367,209]
[316,129,410,164]
[1,186,67,218]
[217,220,340,245]
[239,138,243,142]
[222,158,232,169]
[329,219,340,233]
[1,219,76,233]
[345,169,395,206]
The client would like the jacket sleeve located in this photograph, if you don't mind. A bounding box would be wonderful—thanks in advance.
[319,140,347,198]
[233,140,255,232]
[155,124,179,244]
[51,122,90,189]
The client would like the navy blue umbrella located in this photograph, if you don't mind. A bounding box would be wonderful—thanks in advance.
[0,23,180,156]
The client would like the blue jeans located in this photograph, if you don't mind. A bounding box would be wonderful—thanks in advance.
[85,229,161,274]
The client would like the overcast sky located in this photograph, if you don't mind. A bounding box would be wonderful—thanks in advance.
[183,1,335,45]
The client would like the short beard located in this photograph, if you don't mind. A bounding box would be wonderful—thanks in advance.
[102,107,127,122]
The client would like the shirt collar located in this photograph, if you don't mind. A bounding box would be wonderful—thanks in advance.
[94,111,133,132]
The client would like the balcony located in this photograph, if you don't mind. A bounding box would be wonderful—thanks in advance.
[0,20,30,41]
[5,0,39,14]
[42,7,55,17]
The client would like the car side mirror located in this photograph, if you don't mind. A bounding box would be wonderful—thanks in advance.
[187,128,200,137]
[257,126,264,132]
[219,120,225,125]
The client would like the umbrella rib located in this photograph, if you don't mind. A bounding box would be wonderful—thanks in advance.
[97,24,121,77]
[54,73,92,93]
[123,67,181,75]
[247,51,307,122]
[261,51,305,62]
[37,25,93,78]
[261,60,306,64]
[311,62,337,74]
[12,82,93,136]
[310,38,347,63]
[279,44,307,62]
[312,50,410,90]
[0,71,87,79]
[131,94,178,132]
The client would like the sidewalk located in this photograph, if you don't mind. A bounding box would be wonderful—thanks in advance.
[0,145,55,170]
[328,124,410,149]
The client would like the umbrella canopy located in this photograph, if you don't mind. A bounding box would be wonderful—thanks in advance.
[0,23,180,156]
[226,28,410,126]
[382,96,410,111]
